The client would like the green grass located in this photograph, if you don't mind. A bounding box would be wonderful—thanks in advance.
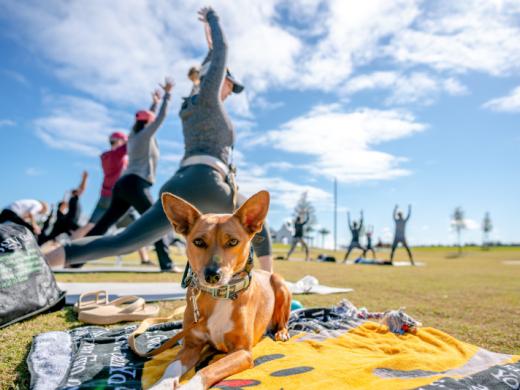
[1,245,520,389]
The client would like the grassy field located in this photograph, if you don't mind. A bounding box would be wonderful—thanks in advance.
[1,244,520,389]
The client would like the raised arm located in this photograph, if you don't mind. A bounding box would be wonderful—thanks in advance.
[406,204,412,221]
[347,211,352,229]
[359,210,364,230]
[149,89,161,113]
[75,171,88,196]
[393,205,398,221]
[141,78,174,137]
[303,212,310,225]
[198,7,227,104]
[203,19,213,50]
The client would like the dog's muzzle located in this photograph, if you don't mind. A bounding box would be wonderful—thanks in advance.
[204,263,223,284]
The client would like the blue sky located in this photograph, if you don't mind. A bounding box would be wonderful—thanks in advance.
[1,0,519,247]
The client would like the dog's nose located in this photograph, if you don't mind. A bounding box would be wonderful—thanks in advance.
[204,264,222,284]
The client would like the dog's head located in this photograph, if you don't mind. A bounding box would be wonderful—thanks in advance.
[161,191,269,287]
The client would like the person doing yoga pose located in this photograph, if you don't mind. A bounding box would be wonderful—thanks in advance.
[362,225,376,259]
[72,84,176,271]
[46,7,273,272]
[390,204,414,265]
[286,213,310,262]
[343,210,366,262]
[0,199,48,235]
[38,171,88,244]
[70,129,152,264]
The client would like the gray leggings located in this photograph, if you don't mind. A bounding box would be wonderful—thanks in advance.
[65,165,272,265]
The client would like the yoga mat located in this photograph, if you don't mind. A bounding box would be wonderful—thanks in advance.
[346,259,425,266]
[503,260,520,265]
[285,281,352,295]
[53,266,164,274]
[59,279,353,305]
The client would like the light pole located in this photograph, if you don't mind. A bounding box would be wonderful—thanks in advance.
[334,178,337,251]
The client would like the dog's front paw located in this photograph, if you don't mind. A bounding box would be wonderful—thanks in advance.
[149,376,180,390]
[275,328,290,341]
[177,373,203,390]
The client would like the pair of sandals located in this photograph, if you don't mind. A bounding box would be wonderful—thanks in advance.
[74,290,160,325]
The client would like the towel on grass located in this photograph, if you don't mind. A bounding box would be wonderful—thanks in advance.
[28,300,519,389]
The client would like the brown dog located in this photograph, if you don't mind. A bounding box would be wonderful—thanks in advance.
[150,190,291,390]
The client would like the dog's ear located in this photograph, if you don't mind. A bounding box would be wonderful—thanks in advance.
[234,191,270,234]
[161,192,202,236]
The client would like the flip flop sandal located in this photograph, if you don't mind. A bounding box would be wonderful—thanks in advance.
[78,296,160,325]
[163,265,184,273]
[73,290,109,313]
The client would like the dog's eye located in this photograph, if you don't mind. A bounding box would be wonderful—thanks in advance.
[193,238,207,248]
[227,238,239,247]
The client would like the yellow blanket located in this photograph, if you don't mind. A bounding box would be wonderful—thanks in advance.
[143,322,519,389]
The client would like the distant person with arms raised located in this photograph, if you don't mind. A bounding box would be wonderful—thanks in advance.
[343,210,366,262]
[390,204,414,265]
[362,224,376,259]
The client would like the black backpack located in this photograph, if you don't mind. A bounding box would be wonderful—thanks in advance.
[0,223,65,328]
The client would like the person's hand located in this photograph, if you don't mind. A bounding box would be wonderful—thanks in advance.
[152,89,162,104]
[198,6,213,23]
[33,225,41,235]
[82,171,88,179]
[159,77,175,94]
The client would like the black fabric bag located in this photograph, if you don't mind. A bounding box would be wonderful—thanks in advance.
[0,223,65,328]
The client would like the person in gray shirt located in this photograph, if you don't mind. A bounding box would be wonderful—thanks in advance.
[390,204,414,265]
[343,210,366,262]
[362,225,376,259]
[46,7,273,273]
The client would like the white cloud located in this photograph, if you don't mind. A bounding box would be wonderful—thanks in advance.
[25,167,45,176]
[344,71,467,105]
[236,164,331,211]
[1,69,29,86]
[5,0,520,106]
[1,0,300,117]
[464,218,480,230]
[298,0,421,90]
[250,103,425,183]
[253,96,285,111]
[449,218,480,231]
[0,119,16,127]
[387,1,520,76]
[483,86,520,112]
[34,95,124,156]
[4,0,520,116]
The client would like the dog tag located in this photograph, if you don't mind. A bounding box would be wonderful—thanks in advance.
[191,290,200,323]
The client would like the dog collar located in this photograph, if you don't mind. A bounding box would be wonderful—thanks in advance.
[183,246,255,300]
[196,273,251,300]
